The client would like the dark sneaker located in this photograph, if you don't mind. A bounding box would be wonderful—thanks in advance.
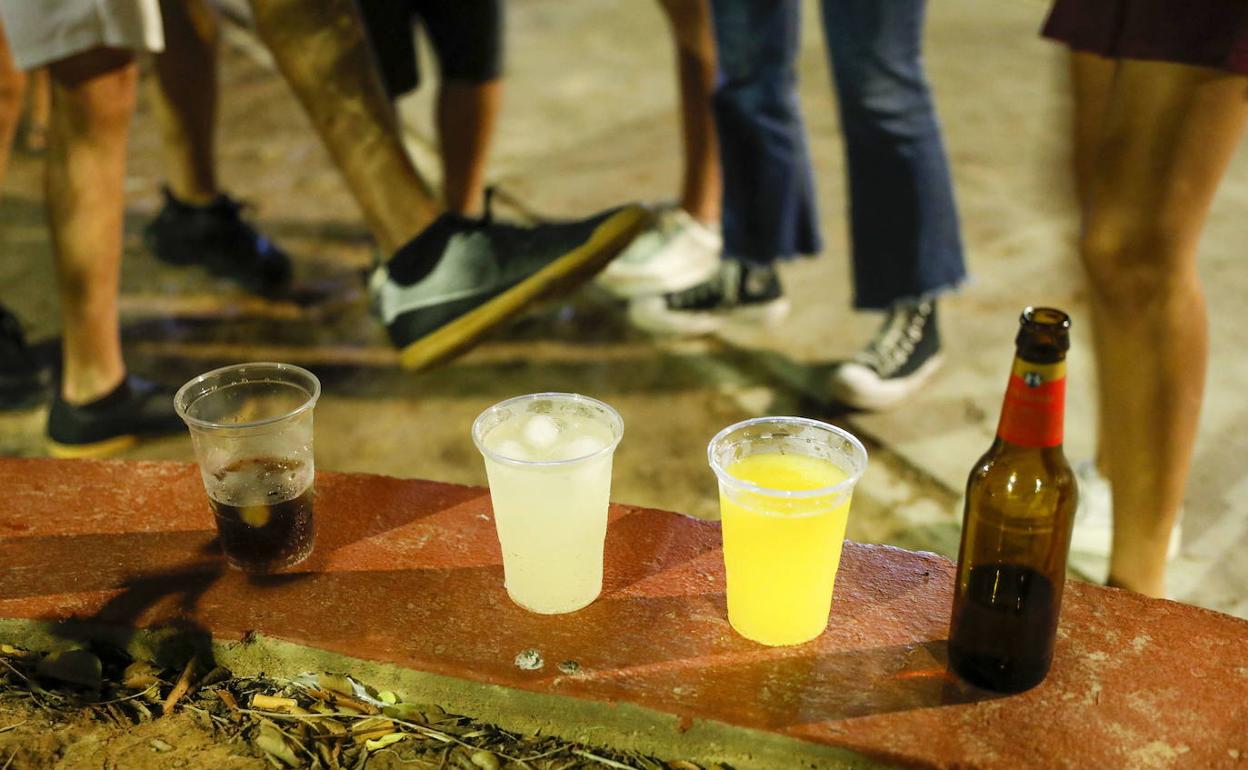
[370,203,650,370]
[0,306,49,410]
[144,187,293,297]
[46,376,184,458]
[627,260,790,336]
[828,300,943,411]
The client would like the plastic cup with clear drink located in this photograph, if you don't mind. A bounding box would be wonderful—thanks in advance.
[708,416,867,646]
[175,362,320,573]
[472,393,624,614]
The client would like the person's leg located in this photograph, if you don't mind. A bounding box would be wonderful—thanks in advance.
[21,66,47,152]
[627,0,807,335]
[144,0,292,296]
[45,48,136,405]
[0,19,26,185]
[657,0,720,225]
[710,0,818,267]
[151,0,219,205]
[436,80,499,217]
[1076,59,1248,597]
[416,0,503,216]
[820,0,963,310]
[1068,52,1115,477]
[248,0,440,254]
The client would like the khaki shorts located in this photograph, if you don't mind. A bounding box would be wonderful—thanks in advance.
[0,0,164,70]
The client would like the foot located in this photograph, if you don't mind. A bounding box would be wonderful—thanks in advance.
[46,376,184,458]
[371,203,651,370]
[0,306,49,411]
[627,260,789,337]
[827,300,943,411]
[1067,460,1183,583]
[144,187,293,297]
[595,205,720,298]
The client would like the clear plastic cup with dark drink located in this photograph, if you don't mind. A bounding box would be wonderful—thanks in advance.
[175,363,320,573]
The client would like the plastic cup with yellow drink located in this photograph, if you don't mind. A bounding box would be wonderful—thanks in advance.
[708,416,868,646]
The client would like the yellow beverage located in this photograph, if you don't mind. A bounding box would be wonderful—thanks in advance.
[720,452,851,646]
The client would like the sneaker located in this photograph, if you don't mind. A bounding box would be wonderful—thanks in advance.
[371,203,650,370]
[0,306,49,410]
[595,206,720,298]
[46,376,184,458]
[627,260,789,337]
[827,300,943,411]
[144,187,293,297]
[1068,460,1182,577]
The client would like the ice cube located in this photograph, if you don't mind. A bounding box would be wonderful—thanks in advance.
[522,414,561,450]
[561,435,608,461]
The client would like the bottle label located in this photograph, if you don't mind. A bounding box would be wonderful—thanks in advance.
[997,359,1066,448]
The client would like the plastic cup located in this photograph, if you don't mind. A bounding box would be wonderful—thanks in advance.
[174,362,320,573]
[472,393,624,614]
[708,416,868,646]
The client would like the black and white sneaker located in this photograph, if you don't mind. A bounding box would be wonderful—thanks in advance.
[144,187,293,297]
[828,300,943,411]
[0,306,49,410]
[370,203,650,370]
[627,260,790,336]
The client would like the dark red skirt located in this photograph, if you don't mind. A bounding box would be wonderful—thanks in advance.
[1042,0,1248,74]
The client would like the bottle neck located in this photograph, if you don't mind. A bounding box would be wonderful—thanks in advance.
[995,356,1066,448]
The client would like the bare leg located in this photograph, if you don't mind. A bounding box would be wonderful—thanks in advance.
[248,0,440,254]
[1068,52,1115,476]
[657,0,720,224]
[46,48,137,404]
[0,21,27,185]
[1073,56,1248,596]
[151,0,220,204]
[23,68,49,152]
[437,79,500,217]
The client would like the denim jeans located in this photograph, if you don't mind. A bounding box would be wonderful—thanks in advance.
[710,0,966,309]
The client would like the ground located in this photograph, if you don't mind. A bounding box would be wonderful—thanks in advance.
[1,0,1246,623]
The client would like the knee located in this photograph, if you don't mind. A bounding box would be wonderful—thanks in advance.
[1080,218,1186,311]
[836,69,935,140]
[0,71,25,115]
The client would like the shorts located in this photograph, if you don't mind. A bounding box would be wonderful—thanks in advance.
[356,0,503,99]
[0,0,164,70]
[1042,0,1248,75]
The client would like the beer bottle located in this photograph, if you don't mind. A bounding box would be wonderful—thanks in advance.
[948,307,1077,692]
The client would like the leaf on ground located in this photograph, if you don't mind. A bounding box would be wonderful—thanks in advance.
[364,732,406,752]
[255,723,301,767]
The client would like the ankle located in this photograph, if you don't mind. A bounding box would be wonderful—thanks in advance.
[61,369,126,406]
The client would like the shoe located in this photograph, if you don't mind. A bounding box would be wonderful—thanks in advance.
[827,300,943,411]
[46,376,184,458]
[144,187,293,297]
[371,203,650,370]
[627,260,789,337]
[0,306,49,410]
[1068,460,1182,572]
[595,206,720,298]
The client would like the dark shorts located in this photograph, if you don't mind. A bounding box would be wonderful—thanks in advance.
[1042,0,1248,74]
[357,0,503,98]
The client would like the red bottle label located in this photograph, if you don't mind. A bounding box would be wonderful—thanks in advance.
[996,360,1065,448]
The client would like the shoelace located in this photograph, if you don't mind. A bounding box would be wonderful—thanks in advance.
[855,302,932,377]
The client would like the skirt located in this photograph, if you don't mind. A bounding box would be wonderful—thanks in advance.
[1042,0,1248,75]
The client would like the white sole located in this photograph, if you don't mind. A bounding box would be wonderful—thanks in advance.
[628,298,790,337]
[828,353,945,411]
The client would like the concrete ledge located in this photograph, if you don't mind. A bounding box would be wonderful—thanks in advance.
[1,458,1246,769]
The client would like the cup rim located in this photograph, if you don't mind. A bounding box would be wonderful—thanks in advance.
[174,362,321,432]
[472,392,624,467]
[707,415,868,501]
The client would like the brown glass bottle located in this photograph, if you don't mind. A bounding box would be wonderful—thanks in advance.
[948,307,1078,693]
